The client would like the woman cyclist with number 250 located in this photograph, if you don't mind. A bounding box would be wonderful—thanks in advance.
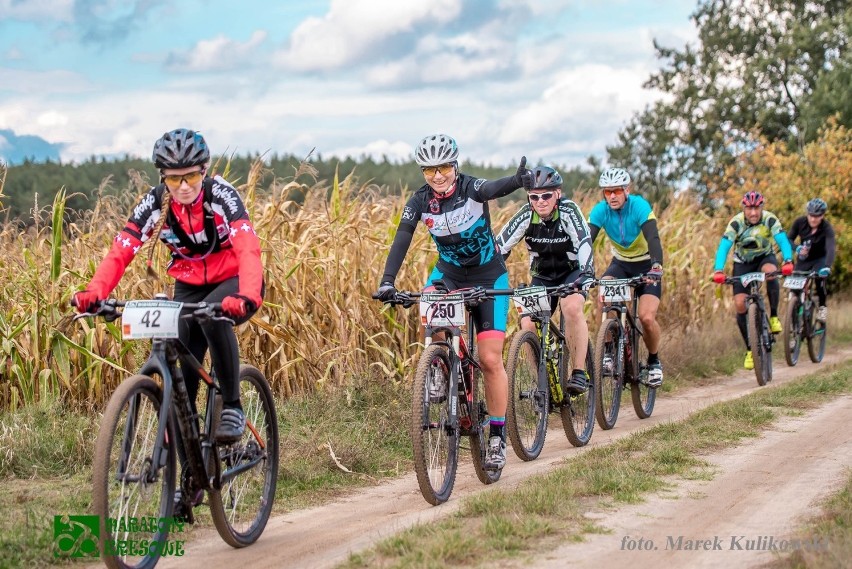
[375,133,534,473]
[71,128,265,521]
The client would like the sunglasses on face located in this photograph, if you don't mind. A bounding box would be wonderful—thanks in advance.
[528,192,555,202]
[421,163,455,177]
[602,188,626,197]
[163,171,204,189]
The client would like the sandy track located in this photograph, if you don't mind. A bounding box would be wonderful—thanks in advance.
[159,347,852,569]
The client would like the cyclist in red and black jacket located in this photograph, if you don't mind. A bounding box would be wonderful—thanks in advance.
[72,128,264,448]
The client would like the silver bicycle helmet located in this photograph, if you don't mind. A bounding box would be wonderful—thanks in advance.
[152,128,210,170]
[414,134,459,167]
[599,167,631,188]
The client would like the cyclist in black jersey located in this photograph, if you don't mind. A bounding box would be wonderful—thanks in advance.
[375,133,533,472]
[787,198,836,322]
[495,166,595,395]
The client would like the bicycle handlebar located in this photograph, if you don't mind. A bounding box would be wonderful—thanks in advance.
[715,270,783,285]
[72,298,235,325]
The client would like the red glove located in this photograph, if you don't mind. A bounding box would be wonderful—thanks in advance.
[712,271,726,284]
[72,290,103,313]
[221,295,248,318]
[781,261,793,276]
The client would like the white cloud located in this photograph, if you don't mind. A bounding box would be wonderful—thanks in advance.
[273,0,462,72]
[0,67,93,94]
[326,139,412,162]
[0,0,73,22]
[164,30,268,72]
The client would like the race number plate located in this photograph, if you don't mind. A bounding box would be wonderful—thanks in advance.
[121,300,183,339]
[783,276,807,290]
[599,280,632,303]
[420,293,465,328]
[512,286,550,315]
[740,272,765,286]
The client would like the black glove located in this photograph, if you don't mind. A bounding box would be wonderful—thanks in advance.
[514,156,534,190]
[376,282,397,302]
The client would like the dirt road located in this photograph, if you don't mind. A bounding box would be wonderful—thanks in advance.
[160,347,852,569]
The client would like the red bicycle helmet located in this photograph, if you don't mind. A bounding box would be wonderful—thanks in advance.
[741,191,764,207]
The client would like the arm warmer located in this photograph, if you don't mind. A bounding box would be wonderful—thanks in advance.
[825,224,836,267]
[641,219,664,265]
[589,224,601,245]
[380,224,415,285]
[773,232,793,261]
[714,237,734,271]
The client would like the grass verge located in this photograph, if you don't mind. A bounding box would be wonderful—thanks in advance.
[342,361,852,568]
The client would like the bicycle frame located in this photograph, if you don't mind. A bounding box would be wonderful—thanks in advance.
[522,296,567,407]
[601,278,645,385]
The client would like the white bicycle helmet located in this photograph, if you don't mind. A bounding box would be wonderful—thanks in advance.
[414,134,459,167]
[599,167,631,188]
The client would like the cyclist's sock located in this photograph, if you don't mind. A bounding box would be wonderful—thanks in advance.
[816,280,827,306]
[223,399,243,412]
[571,368,586,377]
[736,312,749,347]
[648,352,660,365]
[489,417,505,442]
[767,278,780,316]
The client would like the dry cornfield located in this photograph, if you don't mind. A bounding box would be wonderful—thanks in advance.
[0,165,736,410]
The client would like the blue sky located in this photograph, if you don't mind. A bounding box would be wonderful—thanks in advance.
[0,0,697,168]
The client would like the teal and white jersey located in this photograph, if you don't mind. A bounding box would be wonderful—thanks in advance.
[588,194,656,262]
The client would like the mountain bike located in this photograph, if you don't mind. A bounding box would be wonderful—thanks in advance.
[783,271,828,365]
[75,295,279,569]
[594,275,658,430]
[720,271,780,386]
[504,285,596,460]
[374,285,514,505]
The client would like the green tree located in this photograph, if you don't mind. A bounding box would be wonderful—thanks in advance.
[608,0,851,202]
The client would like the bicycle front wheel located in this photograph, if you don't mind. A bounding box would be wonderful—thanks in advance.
[747,303,770,386]
[92,375,175,569]
[505,330,547,461]
[561,339,596,446]
[630,331,656,419]
[783,294,802,366]
[411,344,459,505]
[595,318,623,430]
[806,301,827,363]
[209,365,280,547]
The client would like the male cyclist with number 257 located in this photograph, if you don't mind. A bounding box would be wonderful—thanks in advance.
[495,165,595,395]
[712,191,793,370]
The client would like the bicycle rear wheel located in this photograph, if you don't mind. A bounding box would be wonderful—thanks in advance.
[561,339,596,446]
[630,329,656,419]
[92,375,175,569]
[595,318,623,430]
[469,347,502,485]
[209,365,280,547]
[411,344,458,504]
[783,294,802,366]
[806,300,827,363]
[505,330,547,461]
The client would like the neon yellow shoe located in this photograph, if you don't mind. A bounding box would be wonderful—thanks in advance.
[744,351,754,370]
[769,316,782,334]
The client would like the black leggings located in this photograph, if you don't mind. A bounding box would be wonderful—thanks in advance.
[174,277,262,409]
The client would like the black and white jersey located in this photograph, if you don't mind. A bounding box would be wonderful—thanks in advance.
[496,198,594,279]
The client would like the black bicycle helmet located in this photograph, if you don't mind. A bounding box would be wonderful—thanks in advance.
[806,197,827,216]
[152,128,210,169]
[530,166,562,190]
